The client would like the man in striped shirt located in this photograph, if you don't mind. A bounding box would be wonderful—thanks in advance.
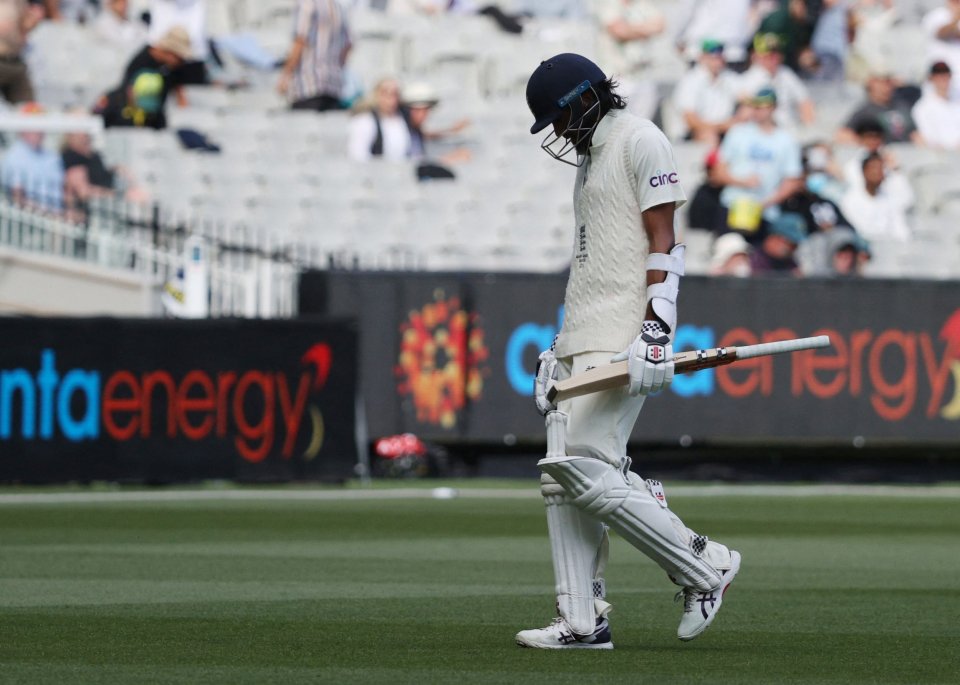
[277,0,352,111]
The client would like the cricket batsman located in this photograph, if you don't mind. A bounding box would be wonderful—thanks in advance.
[516,53,741,650]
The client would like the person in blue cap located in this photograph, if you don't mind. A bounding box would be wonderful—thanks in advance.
[519,53,741,650]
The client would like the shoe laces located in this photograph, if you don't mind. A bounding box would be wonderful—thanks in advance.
[674,588,697,613]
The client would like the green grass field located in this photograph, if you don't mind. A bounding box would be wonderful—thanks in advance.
[1,485,958,684]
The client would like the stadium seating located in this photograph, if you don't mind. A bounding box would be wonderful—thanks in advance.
[0,0,957,313]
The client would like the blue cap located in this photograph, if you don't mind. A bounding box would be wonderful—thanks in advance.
[770,212,807,244]
[526,53,606,134]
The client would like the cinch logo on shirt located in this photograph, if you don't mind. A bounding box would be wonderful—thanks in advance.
[649,171,679,187]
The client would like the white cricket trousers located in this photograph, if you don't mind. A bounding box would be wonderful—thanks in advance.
[557,351,645,467]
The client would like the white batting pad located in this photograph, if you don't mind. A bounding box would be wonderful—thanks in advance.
[538,454,729,592]
[539,411,610,635]
[542,477,611,636]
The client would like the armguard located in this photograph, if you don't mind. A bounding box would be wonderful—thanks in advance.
[645,243,685,338]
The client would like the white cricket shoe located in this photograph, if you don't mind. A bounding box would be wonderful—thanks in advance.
[676,550,742,641]
[515,617,613,650]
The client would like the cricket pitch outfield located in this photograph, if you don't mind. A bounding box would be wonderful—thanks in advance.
[0,482,957,684]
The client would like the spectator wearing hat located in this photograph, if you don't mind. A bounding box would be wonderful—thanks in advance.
[278,0,352,112]
[836,70,920,145]
[675,0,754,71]
[402,82,470,160]
[95,25,193,130]
[736,33,815,130]
[0,102,64,212]
[672,39,742,145]
[754,0,816,73]
[923,0,960,99]
[712,87,804,242]
[749,211,806,276]
[349,78,470,164]
[841,117,915,212]
[840,152,911,242]
[0,0,45,104]
[708,231,752,277]
[147,0,209,86]
[912,61,960,150]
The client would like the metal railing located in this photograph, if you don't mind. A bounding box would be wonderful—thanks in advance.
[0,180,298,318]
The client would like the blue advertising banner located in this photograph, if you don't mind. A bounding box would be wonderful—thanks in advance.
[0,318,358,483]
[302,272,960,446]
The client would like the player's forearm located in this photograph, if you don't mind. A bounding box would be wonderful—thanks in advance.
[282,38,306,76]
[641,203,677,322]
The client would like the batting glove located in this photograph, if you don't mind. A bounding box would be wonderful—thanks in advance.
[534,347,559,415]
[611,321,674,396]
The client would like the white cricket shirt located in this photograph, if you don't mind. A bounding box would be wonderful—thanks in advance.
[555,109,687,358]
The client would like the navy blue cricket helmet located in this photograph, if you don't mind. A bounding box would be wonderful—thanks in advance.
[526,53,607,135]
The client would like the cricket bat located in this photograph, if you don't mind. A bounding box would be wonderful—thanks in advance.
[546,335,831,403]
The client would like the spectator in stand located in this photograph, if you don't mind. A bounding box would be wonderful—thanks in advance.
[675,0,754,71]
[348,78,469,164]
[840,152,911,242]
[348,77,412,162]
[827,227,869,277]
[0,0,44,104]
[708,231,753,277]
[749,211,806,276]
[846,0,896,85]
[672,39,742,146]
[923,0,960,98]
[796,140,845,204]
[148,0,209,86]
[912,61,960,151]
[835,70,920,145]
[95,25,193,130]
[686,148,726,232]
[754,0,816,74]
[782,141,852,231]
[737,33,815,129]
[593,0,665,119]
[277,0,352,112]
[841,117,915,211]
[0,103,63,212]
[402,81,470,158]
[713,87,804,242]
[808,0,850,81]
[62,130,148,208]
[95,0,148,58]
